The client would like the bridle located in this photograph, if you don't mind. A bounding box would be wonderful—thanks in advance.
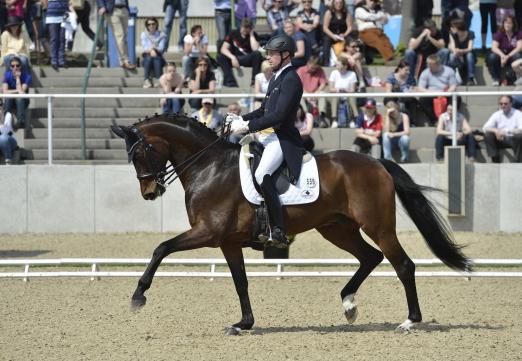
[126,124,230,189]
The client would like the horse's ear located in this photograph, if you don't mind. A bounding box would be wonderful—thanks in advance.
[111,125,128,139]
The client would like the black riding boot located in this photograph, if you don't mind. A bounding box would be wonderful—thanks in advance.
[260,174,289,249]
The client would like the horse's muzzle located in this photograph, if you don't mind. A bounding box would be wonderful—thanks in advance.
[142,183,166,200]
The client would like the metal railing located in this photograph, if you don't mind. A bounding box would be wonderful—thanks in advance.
[1,258,521,281]
[3,90,521,165]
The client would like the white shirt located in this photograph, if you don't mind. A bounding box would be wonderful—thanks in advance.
[273,62,292,81]
[355,6,388,32]
[328,70,357,92]
[483,108,522,134]
[255,72,270,94]
[183,34,209,58]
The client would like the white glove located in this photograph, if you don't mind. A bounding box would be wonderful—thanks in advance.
[225,113,242,124]
[229,115,249,135]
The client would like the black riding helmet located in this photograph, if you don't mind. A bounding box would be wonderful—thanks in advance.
[264,33,296,57]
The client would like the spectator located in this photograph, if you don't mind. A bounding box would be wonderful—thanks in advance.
[69,0,103,51]
[384,59,419,121]
[322,0,353,66]
[354,0,395,64]
[414,0,433,28]
[45,0,68,70]
[182,25,209,82]
[295,104,314,152]
[141,17,167,88]
[417,54,458,125]
[404,18,449,85]
[339,38,365,91]
[225,101,243,142]
[497,0,516,28]
[328,57,357,128]
[483,95,522,162]
[62,4,78,52]
[480,0,497,52]
[435,102,477,162]
[1,16,30,71]
[487,15,522,86]
[351,98,382,159]
[297,55,328,126]
[448,18,476,85]
[214,0,232,52]
[382,101,410,163]
[0,110,17,165]
[2,56,31,129]
[266,0,290,36]
[295,0,320,52]
[283,20,311,68]
[191,97,222,130]
[254,60,272,108]
[6,0,23,18]
[441,0,472,34]
[163,0,188,50]
[189,57,216,110]
[97,0,137,70]
[262,0,299,13]
[159,62,185,114]
[217,18,263,88]
[26,0,46,54]
[235,0,257,29]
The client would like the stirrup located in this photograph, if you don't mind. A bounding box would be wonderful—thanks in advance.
[265,227,289,249]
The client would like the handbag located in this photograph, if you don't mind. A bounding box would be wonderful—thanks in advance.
[433,96,448,119]
[70,0,85,10]
[332,40,345,57]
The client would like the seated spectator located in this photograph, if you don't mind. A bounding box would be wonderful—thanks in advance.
[354,0,394,64]
[141,17,167,88]
[382,101,410,163]
[224,101,243,142]
[295,104,314,152]
[435,103,477,162]
[404,18,449,85]
[1,16,30,71]
[182,25,209,82]
[297,55,328,126]
[2,56,31,129]
[254,60,272,108]
[266,0,289,36]
[384,59,419,121]
[339,38,365,91]
[283,20,311,68]
[189,57,216,110]
[328,57,358,128]
[0,109,17,165]
[351,98,382,159]
[487,15,522,86]
[322,0,353,66]
[191,97,223,130]
[483,95,522,162]
[295,0,321,52]
[448,18,476,85]
[417,54,458,125]
[217,18,263,88]
[159,62,185,114]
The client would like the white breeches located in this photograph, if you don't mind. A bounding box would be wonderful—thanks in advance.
[254,132,284,185]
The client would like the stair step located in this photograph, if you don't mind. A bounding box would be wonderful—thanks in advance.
[24,138,125,150]
[27,149,127,160]
[33,117,137,128]
[31,107,161,118]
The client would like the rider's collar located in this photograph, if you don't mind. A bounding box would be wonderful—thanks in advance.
[273,62,292,81]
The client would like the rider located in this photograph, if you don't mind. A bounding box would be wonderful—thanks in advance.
[228,33,304,248]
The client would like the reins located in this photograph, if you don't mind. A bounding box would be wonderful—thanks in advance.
[130,121,232,189]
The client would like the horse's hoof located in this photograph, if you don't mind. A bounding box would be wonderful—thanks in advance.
[224,326,242,336]
[130,295,147,311]
[395,319,415,333]
[344,305,358,324]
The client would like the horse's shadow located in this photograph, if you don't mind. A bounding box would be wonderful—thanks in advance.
[250,321,504,335]
[0,250,50,258]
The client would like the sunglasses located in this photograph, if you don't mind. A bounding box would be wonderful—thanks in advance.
[11,63,21,68]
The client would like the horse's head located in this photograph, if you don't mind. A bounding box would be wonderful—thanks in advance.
[111,123,169,201]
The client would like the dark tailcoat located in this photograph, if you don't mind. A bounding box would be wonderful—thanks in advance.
[243,65,304,184]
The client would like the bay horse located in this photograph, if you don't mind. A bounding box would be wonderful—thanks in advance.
[111,113,471,335]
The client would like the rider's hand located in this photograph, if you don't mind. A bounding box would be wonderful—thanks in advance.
[229,115,249,135]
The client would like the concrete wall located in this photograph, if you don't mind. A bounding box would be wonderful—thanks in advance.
[1,164,521,234]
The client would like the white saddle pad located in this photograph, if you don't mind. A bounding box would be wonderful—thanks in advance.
[239,147,320,205]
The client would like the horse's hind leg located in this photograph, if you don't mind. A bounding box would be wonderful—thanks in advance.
[364,226,421,332]
[316,222,384,324]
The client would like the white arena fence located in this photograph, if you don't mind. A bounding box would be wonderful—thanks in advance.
[3,90,522,165]
[1,258,521,281]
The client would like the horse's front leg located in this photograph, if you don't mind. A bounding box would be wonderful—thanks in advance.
[221,244,254,335]
[131,227,215,309]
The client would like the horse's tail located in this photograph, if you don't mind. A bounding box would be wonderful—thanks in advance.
[378,159,473,272]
